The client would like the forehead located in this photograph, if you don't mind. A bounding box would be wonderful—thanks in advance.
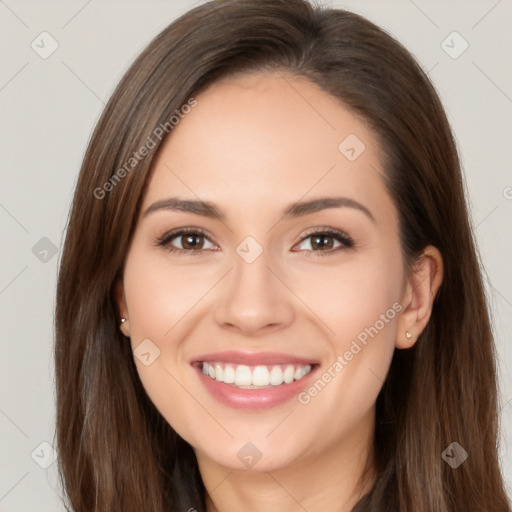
[141,72,394,226]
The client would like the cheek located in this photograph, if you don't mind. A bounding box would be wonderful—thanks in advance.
[123,246,215,342]
[334,267,401,347]
[121,251,201,443]
[290,250,402,417]
[289,249,403,351]
[121,247,225,442]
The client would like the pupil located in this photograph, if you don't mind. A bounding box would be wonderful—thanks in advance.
[183,234,202,250]
[312,235,333,250]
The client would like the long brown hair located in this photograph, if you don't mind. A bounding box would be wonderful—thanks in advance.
[54,1,511,510]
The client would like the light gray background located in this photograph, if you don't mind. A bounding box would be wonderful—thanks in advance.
[0,0,511,510]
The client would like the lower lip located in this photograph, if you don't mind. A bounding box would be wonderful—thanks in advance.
[193,364,319,410]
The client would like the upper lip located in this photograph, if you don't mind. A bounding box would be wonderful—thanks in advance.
[190,351,319,366]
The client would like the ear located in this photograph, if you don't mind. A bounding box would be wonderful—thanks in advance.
[396,245,443,349]
[115,279,131,337]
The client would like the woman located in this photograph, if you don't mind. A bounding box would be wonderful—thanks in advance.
[54,0,511,510]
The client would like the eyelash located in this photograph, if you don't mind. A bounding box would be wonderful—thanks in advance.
[295,227,355,256]
[155,227,355,257]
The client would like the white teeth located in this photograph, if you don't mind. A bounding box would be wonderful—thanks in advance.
[214,364,223,381]
[283,365,295,384]
[269,366,284,386]
[295,366,310,380]
[235,365,252,386]
[252,366,269,386]
[200,361,313,387]
[223,365,235,383]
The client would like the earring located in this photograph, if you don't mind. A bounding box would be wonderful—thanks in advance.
[405,331,413,341]
[120,318,129,336]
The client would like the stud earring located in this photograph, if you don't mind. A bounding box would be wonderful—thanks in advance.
[120,318,129,336]
[405,331,413,341]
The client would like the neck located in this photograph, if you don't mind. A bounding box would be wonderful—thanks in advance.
[197,409,376,512]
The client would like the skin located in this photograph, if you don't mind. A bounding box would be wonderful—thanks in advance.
[116,72,443,512]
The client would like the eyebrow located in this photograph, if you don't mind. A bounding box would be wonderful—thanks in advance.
[143,196,376,223]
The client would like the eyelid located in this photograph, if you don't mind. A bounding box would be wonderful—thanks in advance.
[291,227,355,254]
[155,227,218,254]
[155,226,354,255]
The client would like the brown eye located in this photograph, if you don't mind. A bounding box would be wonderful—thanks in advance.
[180,233,206,250]
[310,234,335,250]
[293,228,354,255]
[157,229,217,254]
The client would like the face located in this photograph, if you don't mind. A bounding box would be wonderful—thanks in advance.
[117,72,409,473]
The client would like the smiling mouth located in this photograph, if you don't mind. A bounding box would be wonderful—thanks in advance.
[197,361,315,388]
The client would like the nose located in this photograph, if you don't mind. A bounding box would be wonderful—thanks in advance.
[213,247,295,336]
